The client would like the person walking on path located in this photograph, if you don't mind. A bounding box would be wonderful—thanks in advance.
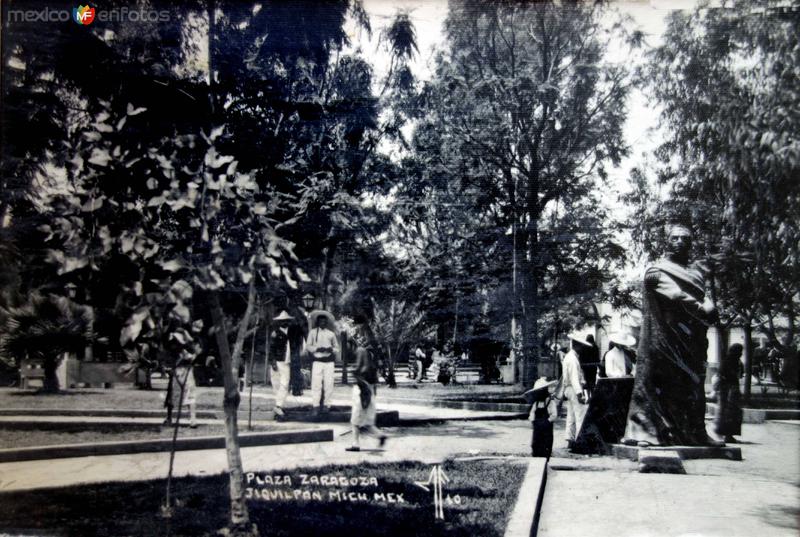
[556,333,589,450]
[305,313,340,413]
[346,330,387,451]
[714,343,744,443]
[269,310,301,418]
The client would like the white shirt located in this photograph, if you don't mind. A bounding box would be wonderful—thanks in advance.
[305,327,340,361]
[604,347,629,378]
[559,349,585,397]
[280,327,291,362]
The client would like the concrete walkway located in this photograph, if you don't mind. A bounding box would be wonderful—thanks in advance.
[0,384,797,537]
[537,421,800,537]
[0,419,535,493]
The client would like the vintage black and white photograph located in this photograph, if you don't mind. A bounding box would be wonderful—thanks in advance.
[0,0,798,535]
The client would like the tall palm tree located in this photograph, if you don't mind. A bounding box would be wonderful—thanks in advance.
[1,292,94,392]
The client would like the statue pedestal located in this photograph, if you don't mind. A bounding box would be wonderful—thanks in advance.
[611,443,742,462]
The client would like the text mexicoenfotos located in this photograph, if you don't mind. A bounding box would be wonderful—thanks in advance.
[244,472,405,504]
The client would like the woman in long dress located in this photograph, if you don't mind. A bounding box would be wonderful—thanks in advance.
[346,334,387,451]
[714,343,743,443]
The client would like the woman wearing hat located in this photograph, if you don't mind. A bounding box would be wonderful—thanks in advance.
[601,333,636,378]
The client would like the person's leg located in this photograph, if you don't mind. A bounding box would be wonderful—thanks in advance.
[185,371,197,427]
[416,360,423,381]
[565,392,576,443]
[573,398,587,439]
[348,425,361,450]
[322,362,334,409]
[276,361,290,412]
[310,362,322,409]
[366,425,387,445]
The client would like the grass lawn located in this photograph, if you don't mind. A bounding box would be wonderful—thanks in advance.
[0,459,526,537]
[0,423,275,449]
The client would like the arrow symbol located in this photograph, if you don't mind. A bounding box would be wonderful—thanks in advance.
[414,466,437,492]
[414,465,450,519]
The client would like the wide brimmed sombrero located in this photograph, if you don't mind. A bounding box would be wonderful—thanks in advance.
[522,377,559,403]
[273,310,293,322]
[568,331,593,347]
[608,332,636,347]
[307,309,337,332]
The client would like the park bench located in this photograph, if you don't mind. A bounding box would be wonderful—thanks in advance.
[19,359,46,389]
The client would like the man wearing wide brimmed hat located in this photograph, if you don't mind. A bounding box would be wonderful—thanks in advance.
[601,332,636,378]
[304,312,340,412]
[269,310,297,417]
[555,332,589,450]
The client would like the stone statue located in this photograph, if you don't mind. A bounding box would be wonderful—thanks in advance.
[623,224,722,446]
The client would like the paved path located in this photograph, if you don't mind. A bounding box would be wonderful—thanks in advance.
[0,419,535,493]
[537,421,800,537]
[0,385,798,537]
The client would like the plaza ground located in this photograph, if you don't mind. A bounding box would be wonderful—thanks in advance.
[0,381,797,536]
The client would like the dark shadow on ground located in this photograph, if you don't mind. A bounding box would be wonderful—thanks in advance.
[752,503,800,531]
[390,423,501,440]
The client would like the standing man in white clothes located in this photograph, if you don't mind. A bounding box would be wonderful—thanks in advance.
[305,314,340,413]
[556,333,589,450]
[269,310,296,418]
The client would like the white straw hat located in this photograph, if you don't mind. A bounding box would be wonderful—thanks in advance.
[273,310,293,322]
[568,331,593,347]
[609,332,636,347]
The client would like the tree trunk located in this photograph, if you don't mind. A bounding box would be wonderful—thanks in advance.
[518,211,539,387]
[209,289,258,536]
[519,262,539,387]
[340,331,348,385]
[320,242,337,310]
[41,355,60,393]
[742,322,753,405]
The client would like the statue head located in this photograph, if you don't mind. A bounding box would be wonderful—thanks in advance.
[666,224,692,265]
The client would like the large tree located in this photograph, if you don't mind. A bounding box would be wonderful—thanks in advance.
[403,0,636,385]
[637,0,800,396]
[3,2,419,532]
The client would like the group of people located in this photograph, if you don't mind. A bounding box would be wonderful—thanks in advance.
[268,309,386,451]
[534,330,639,453]
[530,223,750,457]
[268,310,340,417]
[161,308,387,452]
